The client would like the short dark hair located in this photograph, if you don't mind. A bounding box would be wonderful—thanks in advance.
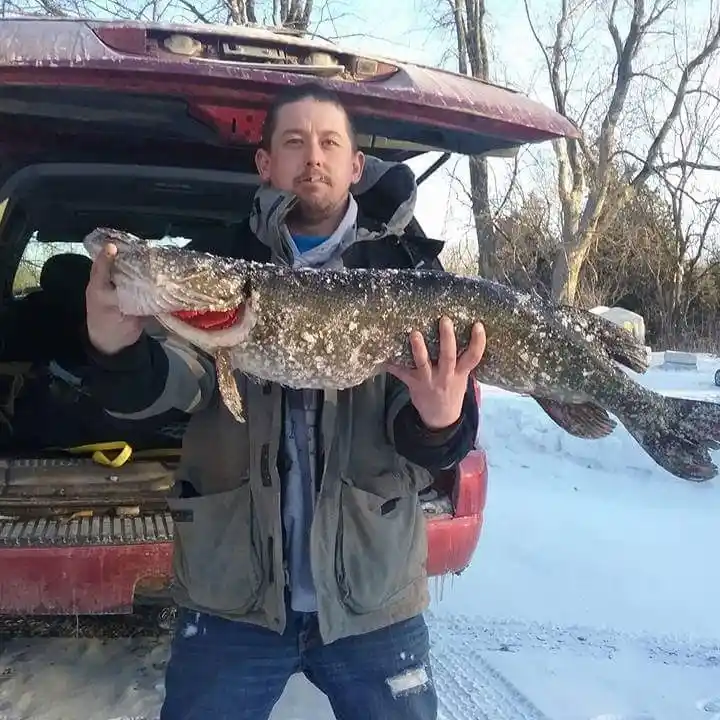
[260,82,358,151]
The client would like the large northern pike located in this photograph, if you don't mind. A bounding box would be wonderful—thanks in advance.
[84,228,720,482]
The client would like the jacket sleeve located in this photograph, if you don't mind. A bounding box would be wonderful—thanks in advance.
[82,226,265,420]
[385,374,479,472]
[83,328,217,419]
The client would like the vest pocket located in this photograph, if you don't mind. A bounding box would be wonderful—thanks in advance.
[167,482,263,614]
[335,479,426,614]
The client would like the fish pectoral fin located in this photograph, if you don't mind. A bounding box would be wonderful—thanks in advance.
[533,396,616,439]
[214,349,246,423]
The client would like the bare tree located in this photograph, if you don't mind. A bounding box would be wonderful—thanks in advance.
[443,0,497,279]
[493,189,557,297]
[523,0,720,305]
[441,237,480,276]
[267,0,313,28]
[1,0,316,29]
[202,0,313,27]
[582,182,676,317]
[648,72,720,336]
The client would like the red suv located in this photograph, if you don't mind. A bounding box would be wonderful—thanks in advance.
[0,18,577,620]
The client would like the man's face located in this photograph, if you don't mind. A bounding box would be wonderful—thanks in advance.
[255,98,365,224]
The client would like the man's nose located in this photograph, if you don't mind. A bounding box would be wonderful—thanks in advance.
[304,137,323,165]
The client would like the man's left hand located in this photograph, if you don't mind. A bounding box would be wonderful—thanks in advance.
[385,316,486,430]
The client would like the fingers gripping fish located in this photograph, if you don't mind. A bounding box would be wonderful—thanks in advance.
[84,228,720,482]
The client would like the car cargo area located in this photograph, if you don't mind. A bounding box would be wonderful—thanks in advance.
[0,158,471,565]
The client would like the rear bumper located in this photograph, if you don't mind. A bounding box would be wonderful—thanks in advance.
[0,541,172,614]
[0,450,488,615]
[427,449,487,576]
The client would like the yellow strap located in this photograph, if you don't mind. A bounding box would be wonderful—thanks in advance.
[62,443,182,466]
[64,441,134,468]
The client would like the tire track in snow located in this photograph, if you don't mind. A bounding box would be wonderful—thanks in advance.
[427,612,720,720]
[427,612,720,669]
[430,640,552,720]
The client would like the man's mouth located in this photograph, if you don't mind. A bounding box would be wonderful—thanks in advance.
[171,305,243,331]
[298,175,329,185]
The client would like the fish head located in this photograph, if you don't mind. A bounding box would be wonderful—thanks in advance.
[84,228,258,350]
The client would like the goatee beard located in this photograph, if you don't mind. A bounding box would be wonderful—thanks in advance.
[288,199,335,226]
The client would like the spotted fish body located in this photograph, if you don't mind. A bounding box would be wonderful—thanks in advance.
[85,228,720,482]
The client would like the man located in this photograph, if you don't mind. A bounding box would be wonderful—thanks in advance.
[84,82,486,720]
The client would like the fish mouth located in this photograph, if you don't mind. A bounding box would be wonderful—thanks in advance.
[171,305,245,331]
[159,296,257,350]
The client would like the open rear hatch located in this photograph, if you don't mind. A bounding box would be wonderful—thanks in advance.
[0,18,575,534]
[0,18,578,169]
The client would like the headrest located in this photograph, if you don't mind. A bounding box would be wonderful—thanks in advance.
[40,253,92,301]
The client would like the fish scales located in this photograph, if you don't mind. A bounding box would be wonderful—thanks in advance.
[236,262,606,401]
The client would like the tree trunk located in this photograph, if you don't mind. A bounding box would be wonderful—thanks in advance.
[551,240,590,305]
[449,0,494,279]
[468,155,496,278]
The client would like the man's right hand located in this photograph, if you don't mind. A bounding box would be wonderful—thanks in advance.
[86,242,144,355]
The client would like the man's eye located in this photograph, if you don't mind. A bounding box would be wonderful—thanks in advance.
[285,138,302,145]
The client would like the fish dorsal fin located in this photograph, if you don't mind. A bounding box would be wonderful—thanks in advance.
[555,305,649,374]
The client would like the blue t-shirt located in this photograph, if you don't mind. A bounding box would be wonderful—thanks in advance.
[293,234,328,254]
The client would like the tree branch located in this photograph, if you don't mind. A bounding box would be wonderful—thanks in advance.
[633,12,720,187]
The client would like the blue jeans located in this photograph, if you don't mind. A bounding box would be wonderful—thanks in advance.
[160,605,437,720]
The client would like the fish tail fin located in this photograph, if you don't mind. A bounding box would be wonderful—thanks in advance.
[625,395,720,481]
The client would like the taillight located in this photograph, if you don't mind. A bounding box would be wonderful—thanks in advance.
[189,104,266,144]
[89,25,149,55]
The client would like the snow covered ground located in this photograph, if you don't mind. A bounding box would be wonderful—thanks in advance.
[0,352,718,720]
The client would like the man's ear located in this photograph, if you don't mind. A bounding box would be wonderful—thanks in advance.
[255,148,272,182]
[352,150,365,185]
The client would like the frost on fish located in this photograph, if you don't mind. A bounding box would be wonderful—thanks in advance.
[83,228,720,483]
